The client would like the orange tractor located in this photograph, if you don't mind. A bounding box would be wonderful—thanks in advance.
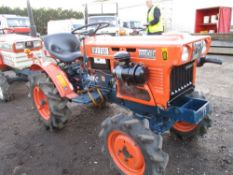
[28,23,222,174]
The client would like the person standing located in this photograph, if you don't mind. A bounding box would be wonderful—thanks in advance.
[146,0,163,35]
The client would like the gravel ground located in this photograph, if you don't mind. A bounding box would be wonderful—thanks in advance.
[0,55,232,175]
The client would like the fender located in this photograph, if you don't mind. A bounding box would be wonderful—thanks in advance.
[0,53,7,70]
[30,63,77,99]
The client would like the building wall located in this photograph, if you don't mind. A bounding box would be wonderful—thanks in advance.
[118,1,147,22]
[159,0,173,32]
[172,0,233,33]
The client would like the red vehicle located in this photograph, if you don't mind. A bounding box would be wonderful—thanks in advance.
[0,14,31,35]
[28,23,222,174]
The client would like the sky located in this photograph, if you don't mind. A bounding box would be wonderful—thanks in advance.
[0,0,90,10]
[0,0,146,10]
[0,0,148,21]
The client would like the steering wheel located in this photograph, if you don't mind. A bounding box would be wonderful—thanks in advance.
[71,22,110,36]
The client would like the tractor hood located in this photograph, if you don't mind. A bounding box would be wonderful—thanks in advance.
[85,33,211,47]
[83,33,211,69]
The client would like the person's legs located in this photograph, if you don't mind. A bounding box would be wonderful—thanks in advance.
[147,31,163,35]
[154,31,162,35]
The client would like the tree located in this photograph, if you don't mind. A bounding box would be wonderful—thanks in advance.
[0,7,83,34]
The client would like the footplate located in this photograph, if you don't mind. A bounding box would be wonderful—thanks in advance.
[71,89,105,105]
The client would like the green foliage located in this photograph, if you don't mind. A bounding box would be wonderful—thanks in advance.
[0,6,83,34]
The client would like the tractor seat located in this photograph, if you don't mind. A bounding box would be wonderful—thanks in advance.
[43,33,82,63]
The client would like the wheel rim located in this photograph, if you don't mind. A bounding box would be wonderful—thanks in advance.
[33,86,50,120]
[108,131,145,175]
[173,121,197,132]
[0,86,4,100]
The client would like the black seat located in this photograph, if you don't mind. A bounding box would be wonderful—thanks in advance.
[43,33,82,63]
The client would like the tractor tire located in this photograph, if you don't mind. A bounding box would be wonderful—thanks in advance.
[30,72,70,130]
[0,72,13,102]
[99,114,169,175]
[170,91,212,140]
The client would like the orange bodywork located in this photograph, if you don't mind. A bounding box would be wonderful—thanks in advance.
[83,34,211,108]
[30,63,76,99]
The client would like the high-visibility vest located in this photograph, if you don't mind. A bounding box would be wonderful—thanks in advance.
[147,5,163,33]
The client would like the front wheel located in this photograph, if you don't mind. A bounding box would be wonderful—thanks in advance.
[99,115,169,175]
[30,72,70,130]
[0,72,13,102]
[171,117,211,140]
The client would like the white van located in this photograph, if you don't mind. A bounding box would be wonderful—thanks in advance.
[47,19,84,34]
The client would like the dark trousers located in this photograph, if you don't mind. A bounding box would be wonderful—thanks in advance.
[147,31,163,35]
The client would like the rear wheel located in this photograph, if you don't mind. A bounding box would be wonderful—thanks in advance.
[170,91,212,140]
[30,72,70,130]
[0,72,13,102]
[99,115,169,175]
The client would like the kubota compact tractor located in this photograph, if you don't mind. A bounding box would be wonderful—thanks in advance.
[28,23,222,175]
[0,0,51,102]
[0,28,45,102]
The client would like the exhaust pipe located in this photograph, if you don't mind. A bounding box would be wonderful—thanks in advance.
[27,0,37,37]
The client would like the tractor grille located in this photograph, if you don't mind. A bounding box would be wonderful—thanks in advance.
[170,62,194,100]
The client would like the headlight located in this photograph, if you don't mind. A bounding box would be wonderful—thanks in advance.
[193,40,206,60]
[201,40,207,54]
[15,42,25,50]
[182,47,189,62]
[33,40,42,48]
